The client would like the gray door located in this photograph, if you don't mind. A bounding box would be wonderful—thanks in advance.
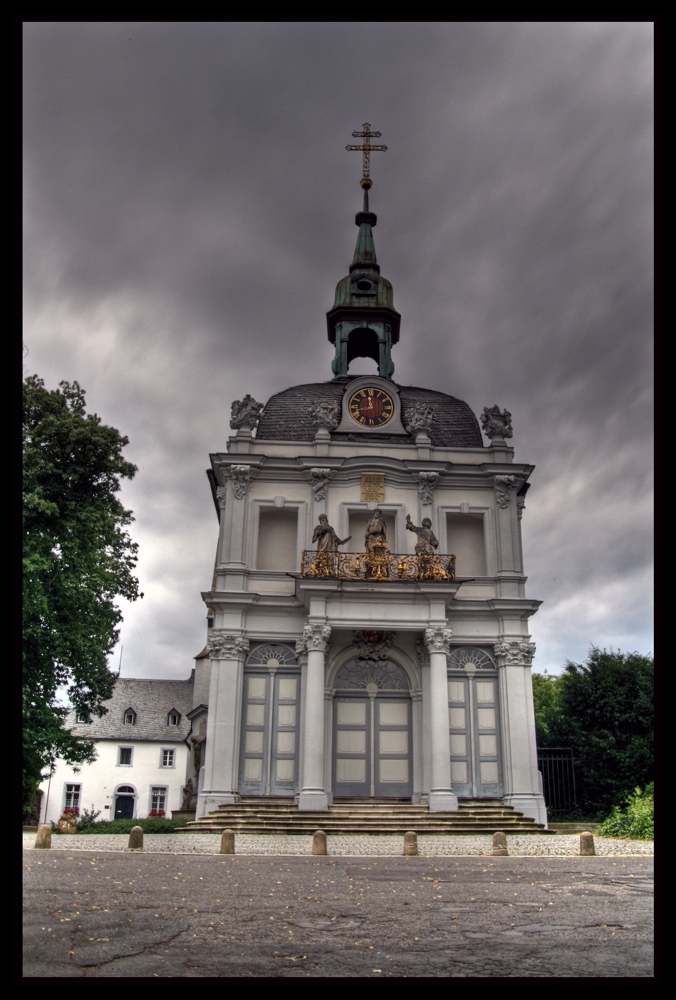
[239,671,300,796]
[448,672,502,797]
[333,694,411,798]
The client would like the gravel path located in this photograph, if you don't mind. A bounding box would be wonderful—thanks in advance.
[23,832,653,856]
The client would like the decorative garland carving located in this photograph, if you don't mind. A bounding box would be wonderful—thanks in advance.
[228,465,255,500]
[404,401,435,434]
[307,468,333,501]
[516,495,526,520]
[417,471,439,505]
[492,474,516,509]
[307,399,340,432]
[216,486,227,510]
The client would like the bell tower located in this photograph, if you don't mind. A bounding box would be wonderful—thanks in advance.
[327,124,401,379]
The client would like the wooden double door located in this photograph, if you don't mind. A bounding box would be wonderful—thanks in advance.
[238,670,300,797]
[333,694,412,798]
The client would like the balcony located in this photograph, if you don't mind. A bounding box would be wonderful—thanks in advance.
[300,550,456,582]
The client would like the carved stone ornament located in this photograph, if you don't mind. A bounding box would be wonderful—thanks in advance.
[307,467,333,501]
[424,627,453,655]
[230,394,264,431]
[494,640,536,667]
[417,471,439,505]
[404,401,435,434]
[216,486,227,510]
[228,465,255,500]
[415,640,430,667]
[351,630,396,660]
[481,405,513,441]
[207,633,251,659]
[308,398,341,432]
[516,495,526,520]
[492,474,516,509]
[300,623,332,653]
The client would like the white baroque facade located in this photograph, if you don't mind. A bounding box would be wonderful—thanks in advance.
[194,174,547,825]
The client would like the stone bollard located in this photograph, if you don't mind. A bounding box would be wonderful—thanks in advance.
[34,825,52,850]
[127,826,144,851]
[580,832,596,856]
[220,829,235,855]
[492,831,508,856]
[403,831,418,856]
[312,830,327,856]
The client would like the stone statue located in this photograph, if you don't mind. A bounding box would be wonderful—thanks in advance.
[308,398,341,432]
[406,514,439,555]
[365,509,388,553]
[480,405,513,440]
[181,778,194,812]
[230,394,264,431]
[312,514,350,552]
[404,401,435,434]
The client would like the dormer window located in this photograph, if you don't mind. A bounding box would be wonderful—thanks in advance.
[167,710,180,726]
[123,708,137,726]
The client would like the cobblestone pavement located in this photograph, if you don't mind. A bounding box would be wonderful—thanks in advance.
[23,851,654,977]
[23,832,653,856]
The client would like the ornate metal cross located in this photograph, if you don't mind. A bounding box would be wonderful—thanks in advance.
[346,123,387,178]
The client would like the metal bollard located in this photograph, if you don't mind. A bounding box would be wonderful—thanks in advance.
[127,825,144,851]
[492,831,508,856]
[312,830,327,855]
[34,824,52,850]
[579,832,596,856]
[220,829,235,854]
[403,831,418,856]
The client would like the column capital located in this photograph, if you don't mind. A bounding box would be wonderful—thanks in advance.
[494,640,536,667]
[491,474,516,508]
[424,627,452,655]
[225,464,256,500]
[207,632,250,660]
[299,623,332,653]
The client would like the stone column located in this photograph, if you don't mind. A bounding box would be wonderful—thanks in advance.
[494,640,548,827]
[197,632,249,816]
[416,640,432,804]
[221,465,256,565]
[297,623,331,812]
[424,627,458,812]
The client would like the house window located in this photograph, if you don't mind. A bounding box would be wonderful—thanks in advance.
[123,708,137,725]
[161,748,175,768]
[167,711,180,726]
[150,787,167,814]
[65,784,81,810]
[118,747,133,766]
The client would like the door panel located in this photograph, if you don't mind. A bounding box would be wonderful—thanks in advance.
[375,698,411,797]
[448,672,502,797]
[239,671,300,796]
[333,696,412,798]
[333,697,370,796]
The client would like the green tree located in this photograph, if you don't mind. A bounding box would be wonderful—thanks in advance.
[23,375,142,819]
[533,647,653,815]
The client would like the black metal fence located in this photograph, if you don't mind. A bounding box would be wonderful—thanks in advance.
[537,747,577,817]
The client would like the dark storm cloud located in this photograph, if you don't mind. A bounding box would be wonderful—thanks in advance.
[23,23,653,676]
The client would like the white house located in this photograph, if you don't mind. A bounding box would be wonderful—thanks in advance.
[39,676,194,825]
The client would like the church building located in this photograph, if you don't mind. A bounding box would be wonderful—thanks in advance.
[194,127,547,826]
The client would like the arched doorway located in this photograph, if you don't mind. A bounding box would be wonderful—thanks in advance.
[333,658,412,799]
[114,785,135,819]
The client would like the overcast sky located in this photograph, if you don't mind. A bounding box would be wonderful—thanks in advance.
[23,22,653,679]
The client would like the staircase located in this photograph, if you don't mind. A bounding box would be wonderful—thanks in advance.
[178,798,548,835]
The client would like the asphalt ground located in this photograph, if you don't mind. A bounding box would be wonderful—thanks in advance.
[23,850,653,977]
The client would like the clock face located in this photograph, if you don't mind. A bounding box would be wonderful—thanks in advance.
[348,387,395,427]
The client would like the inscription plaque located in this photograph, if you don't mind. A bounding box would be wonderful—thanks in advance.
[361,472,385,502]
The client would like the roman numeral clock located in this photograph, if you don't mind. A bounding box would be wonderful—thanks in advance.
[348,386,395,427]
[333,376,409,435]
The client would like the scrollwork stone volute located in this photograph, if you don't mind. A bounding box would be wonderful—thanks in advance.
[308,399,340,432]
[207,633,250,660]
[307,468,333,501]
[494,640,536,667]
[492,474,516,509]
[424,627,453,655]
[228,465,255,501]
[216,486,227,510]
[230,395,264,432]
[481,405,513,441]
[417,471,439,505]
[404,401,435,435]
[301,623,332,653]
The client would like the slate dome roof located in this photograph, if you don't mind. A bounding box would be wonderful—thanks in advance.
[256,380,483,448]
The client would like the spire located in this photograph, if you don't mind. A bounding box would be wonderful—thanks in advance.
[350,178,379,272]
[327,126,400,380]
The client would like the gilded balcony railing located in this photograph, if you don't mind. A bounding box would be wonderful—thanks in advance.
[300,550,456,582]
